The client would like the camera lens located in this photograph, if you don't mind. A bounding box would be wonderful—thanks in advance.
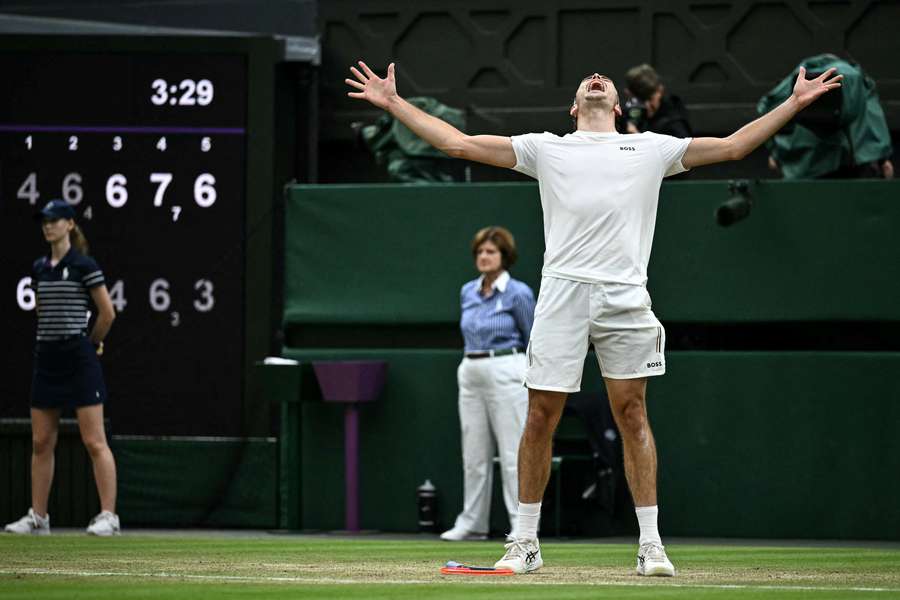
[715,195,752,227]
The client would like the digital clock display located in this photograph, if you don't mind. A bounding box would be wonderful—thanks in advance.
[150,78,215,107]
[0,49,249,436]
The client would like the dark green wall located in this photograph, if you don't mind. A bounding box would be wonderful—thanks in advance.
[116,439,277,528]
[285,181,900,325]
[282,349,900,540]
[0,427,277,528]
[0,420,99,527]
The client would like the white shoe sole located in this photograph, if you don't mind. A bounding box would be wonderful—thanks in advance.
[637,564,675,577]
[495,559,543,574]
[439,532,487,541]
[87,529,121,537]
[5,527,50,535]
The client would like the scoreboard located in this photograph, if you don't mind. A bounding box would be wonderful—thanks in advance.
[0,36,285,435]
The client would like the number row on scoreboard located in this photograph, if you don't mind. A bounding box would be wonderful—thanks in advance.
[23,135,215,153]
[18,172,217,214]
[17,277,216,322]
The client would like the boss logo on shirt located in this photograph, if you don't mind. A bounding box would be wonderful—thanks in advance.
[619,146,636,151]
[646,361,663,368]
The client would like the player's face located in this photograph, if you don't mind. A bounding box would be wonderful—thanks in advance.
[475,241,503,275]
[41,218,72,244]
[571,73,621,122]
[579,73,619,104]
[580,73,614,98]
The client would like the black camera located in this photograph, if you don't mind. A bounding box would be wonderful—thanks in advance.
[623,96,648,132]
[715,180,753,227]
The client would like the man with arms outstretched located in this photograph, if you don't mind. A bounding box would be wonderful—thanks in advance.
[346,61,841,576]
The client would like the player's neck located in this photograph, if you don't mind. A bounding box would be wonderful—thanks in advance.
[576,108,617,133]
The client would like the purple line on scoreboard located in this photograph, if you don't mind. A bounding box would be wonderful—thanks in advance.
[0,124,245,135]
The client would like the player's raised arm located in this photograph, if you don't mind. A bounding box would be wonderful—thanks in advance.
[346,60,516,169]
[682,67,843,169]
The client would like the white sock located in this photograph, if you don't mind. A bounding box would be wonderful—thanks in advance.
[30,508,48,523]
[517,502,541,540]
[635,505,662,546]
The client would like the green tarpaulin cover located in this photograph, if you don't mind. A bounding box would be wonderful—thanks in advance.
[361,97,466,183]
[758,54,892,179]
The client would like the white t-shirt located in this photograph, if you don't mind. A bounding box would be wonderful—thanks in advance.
[511,130,691,285]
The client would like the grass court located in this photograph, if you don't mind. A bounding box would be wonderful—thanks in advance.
[2,533,899,599]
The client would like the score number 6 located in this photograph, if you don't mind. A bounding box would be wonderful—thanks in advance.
[17,277,35,311]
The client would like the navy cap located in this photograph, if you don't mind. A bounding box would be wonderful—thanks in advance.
[35,199,76,221]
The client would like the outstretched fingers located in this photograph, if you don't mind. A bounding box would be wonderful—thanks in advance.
[345,78,365,90]
[358,60,378,79]
[816,67,837,82]
[824,73,844,87]
[347,65,369,99]
[349,65,367,83]
[346,60,397,102]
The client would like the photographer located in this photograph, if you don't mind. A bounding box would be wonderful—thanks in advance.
[622,64,692,139]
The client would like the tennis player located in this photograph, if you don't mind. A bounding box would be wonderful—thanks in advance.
[346,61,841,575]
[4,200,120,536]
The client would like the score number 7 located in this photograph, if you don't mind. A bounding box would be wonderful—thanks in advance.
[150,173,178,221]
[150,173,173,206]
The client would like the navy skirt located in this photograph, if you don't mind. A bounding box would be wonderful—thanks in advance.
[31,337,107,409]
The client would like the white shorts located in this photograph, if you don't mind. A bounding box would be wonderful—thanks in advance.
[524,276,665,393]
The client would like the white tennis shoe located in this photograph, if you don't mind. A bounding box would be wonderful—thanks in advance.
[439,526,487,541]
[4,508,50,535]
[494,536,543,573]
[86,511,121,536]
[636,542,675,576]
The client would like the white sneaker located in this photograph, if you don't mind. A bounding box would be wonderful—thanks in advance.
[439,526,487,541]
[86,511,121,536]
[494,537,543,573]
[636,542,675,576]
[4,508,50,535]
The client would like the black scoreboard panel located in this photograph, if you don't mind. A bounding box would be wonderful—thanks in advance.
[0,38,272,436]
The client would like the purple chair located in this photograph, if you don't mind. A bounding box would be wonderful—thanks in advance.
[312,361,387,532]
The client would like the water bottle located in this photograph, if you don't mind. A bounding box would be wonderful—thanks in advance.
[417,479,437,532]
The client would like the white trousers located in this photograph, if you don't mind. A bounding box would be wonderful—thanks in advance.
[452,353,528,534]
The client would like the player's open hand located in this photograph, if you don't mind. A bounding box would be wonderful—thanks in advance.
[792,66,843,109]
[346,61,397,110]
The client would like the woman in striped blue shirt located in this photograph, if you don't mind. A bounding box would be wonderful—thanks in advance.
[4,200,120,537]
[441,226,536,541]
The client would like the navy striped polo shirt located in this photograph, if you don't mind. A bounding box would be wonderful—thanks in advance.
[32,248,105,342]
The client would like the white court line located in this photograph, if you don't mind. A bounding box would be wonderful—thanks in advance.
[1,568,898,593]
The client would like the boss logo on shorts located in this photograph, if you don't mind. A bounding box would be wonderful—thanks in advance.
[646,361,663,369]
[619,146,636,151]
